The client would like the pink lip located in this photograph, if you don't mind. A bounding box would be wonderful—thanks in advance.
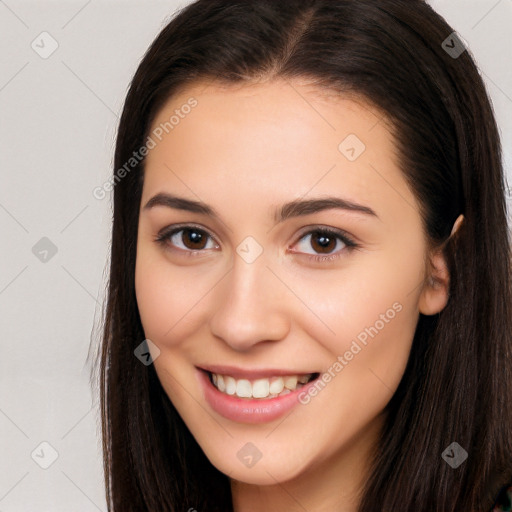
[197,368,319,424]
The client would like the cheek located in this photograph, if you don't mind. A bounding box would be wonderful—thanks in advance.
[134,245,217,346]
[291,243,424,382]
[134,251,202,403]
[135,255,175,341]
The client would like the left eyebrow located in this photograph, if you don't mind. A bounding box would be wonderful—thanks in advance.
[142,193,378,222]
[275,196,378,223]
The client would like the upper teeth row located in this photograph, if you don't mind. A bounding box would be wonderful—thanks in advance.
[211,373,311,399]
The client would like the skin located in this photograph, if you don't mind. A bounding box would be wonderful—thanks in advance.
[134,78,450,512]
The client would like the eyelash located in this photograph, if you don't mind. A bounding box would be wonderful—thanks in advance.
[154,223,358,263]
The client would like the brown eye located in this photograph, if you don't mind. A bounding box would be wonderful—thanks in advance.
[295,229,348,256]
[309,231,338,254]
[156,225,219,254]
[290,227,357,262]
[180,228,208,250]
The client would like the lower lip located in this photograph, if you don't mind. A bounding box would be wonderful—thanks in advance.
[198,369,318,424]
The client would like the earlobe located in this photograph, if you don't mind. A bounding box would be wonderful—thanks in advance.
[418,250,450,316]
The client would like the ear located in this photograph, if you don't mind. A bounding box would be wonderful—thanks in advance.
[418,248,450,315]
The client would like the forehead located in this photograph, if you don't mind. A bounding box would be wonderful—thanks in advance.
[142,79,418,225]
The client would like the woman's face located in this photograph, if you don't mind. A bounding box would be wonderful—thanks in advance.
[135,79,448,488]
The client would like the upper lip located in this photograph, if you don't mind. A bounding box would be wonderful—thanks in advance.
[198,365,317,380]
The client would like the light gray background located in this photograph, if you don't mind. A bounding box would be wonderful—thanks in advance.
[0,1,511,510]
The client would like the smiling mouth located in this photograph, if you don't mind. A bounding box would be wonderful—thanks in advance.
[207,371,320,400]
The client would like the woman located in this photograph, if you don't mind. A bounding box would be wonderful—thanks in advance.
[92,0,512,510]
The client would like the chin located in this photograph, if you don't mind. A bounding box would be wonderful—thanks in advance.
[199,437,314,486]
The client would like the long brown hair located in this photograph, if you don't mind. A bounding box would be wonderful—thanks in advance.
[90,1,512,510]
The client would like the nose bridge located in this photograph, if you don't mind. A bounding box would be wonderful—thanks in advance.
[208,245,290,351]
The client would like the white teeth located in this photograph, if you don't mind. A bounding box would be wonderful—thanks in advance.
[216,374,226,392]
[284,376,298,390]
[269,377,284,394]
[210,372,313,399]
[225,376,236,395]
[252,379,270,398]
[236,379,252,398]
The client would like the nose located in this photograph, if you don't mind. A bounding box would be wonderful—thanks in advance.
[208,251,291,352]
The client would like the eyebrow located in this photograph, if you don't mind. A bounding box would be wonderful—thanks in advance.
[143,193,378,223]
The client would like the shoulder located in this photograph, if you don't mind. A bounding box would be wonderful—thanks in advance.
[491,483,512,512]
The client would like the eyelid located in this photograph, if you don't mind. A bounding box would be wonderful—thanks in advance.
[154,223,221,258]
[288,225,358,261]
[292,224,357,246]
[156,222,221,246]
